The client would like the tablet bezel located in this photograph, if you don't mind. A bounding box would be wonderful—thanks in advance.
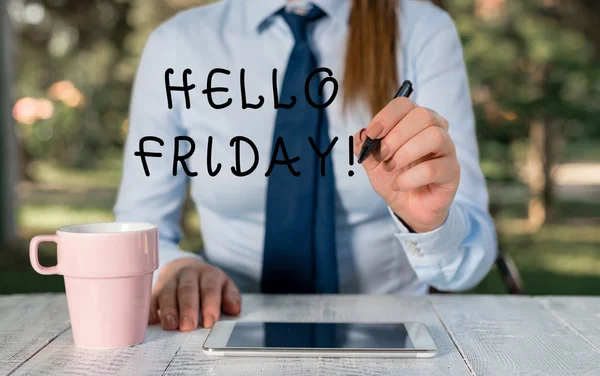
[202,321,437,357]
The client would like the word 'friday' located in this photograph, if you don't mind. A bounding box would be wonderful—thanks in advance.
[134,135,358,178]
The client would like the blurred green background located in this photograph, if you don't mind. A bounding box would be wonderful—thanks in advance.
[1,0,599,295]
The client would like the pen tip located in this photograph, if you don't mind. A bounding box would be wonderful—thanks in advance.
[357,137,376,164]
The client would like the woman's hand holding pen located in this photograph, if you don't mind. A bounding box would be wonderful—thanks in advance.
[354,97,461,233]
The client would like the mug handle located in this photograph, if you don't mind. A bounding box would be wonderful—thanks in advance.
[29,235,59,275]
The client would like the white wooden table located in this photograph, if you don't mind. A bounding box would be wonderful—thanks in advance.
[1,294,599,376]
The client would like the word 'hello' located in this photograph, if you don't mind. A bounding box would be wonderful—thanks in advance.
[165,67,338,109]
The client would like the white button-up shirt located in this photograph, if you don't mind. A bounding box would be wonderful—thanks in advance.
[114,0,498,295]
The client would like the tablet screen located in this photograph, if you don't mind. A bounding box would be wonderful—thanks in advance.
[226,323,415,349]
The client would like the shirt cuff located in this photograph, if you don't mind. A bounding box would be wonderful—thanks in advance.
[388,204,468,262]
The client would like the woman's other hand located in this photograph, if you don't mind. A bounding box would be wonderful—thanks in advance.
[354,98,461,233]
[149,258,242,331]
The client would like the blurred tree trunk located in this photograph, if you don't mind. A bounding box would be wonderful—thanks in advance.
[525,119,556,230]
[18,138,30,181]
[571,0,600,58]
[1,1,17,249]
[523,66,560,230]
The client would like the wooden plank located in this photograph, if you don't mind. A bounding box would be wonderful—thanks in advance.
[11,326,188,376]
[315,295,471,376]
[432,295,600,376]
[163,332,318,376]
[0,294,70,375]
[163,295,319,376]
[537,296,600,351]
[163,294,471,376]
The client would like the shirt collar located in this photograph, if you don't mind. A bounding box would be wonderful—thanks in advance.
[244,0,349,32]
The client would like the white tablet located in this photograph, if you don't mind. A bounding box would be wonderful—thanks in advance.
[202,321,437,357]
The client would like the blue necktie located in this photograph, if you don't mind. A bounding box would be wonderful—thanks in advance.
[261,5,339,294]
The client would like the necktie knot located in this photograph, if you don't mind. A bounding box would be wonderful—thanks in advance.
[279,5,326,43]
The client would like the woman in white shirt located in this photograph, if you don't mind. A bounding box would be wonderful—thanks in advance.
[115,0,497,332]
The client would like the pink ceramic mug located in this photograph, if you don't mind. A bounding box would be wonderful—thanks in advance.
[29,222,159,349]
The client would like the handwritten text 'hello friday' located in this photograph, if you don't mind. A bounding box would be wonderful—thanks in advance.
[135,68,358,178]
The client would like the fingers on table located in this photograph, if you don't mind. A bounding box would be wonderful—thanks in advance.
[150,264,243,331]
[157,279,179,330]
[199,268,227,328]
[177,268,200,331]
[222,278,242,316]
[149,291,159,324]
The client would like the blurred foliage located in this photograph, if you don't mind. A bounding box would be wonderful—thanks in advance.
[9,0,600,167]
[10,0,186,168]
[446,0,600,182]
[4,0,600,295]
[9,0,599,174]
[2,157,599,295]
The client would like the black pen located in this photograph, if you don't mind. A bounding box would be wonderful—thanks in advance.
[357,80,414,164]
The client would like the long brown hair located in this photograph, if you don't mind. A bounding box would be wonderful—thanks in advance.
[343,0,399,116]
